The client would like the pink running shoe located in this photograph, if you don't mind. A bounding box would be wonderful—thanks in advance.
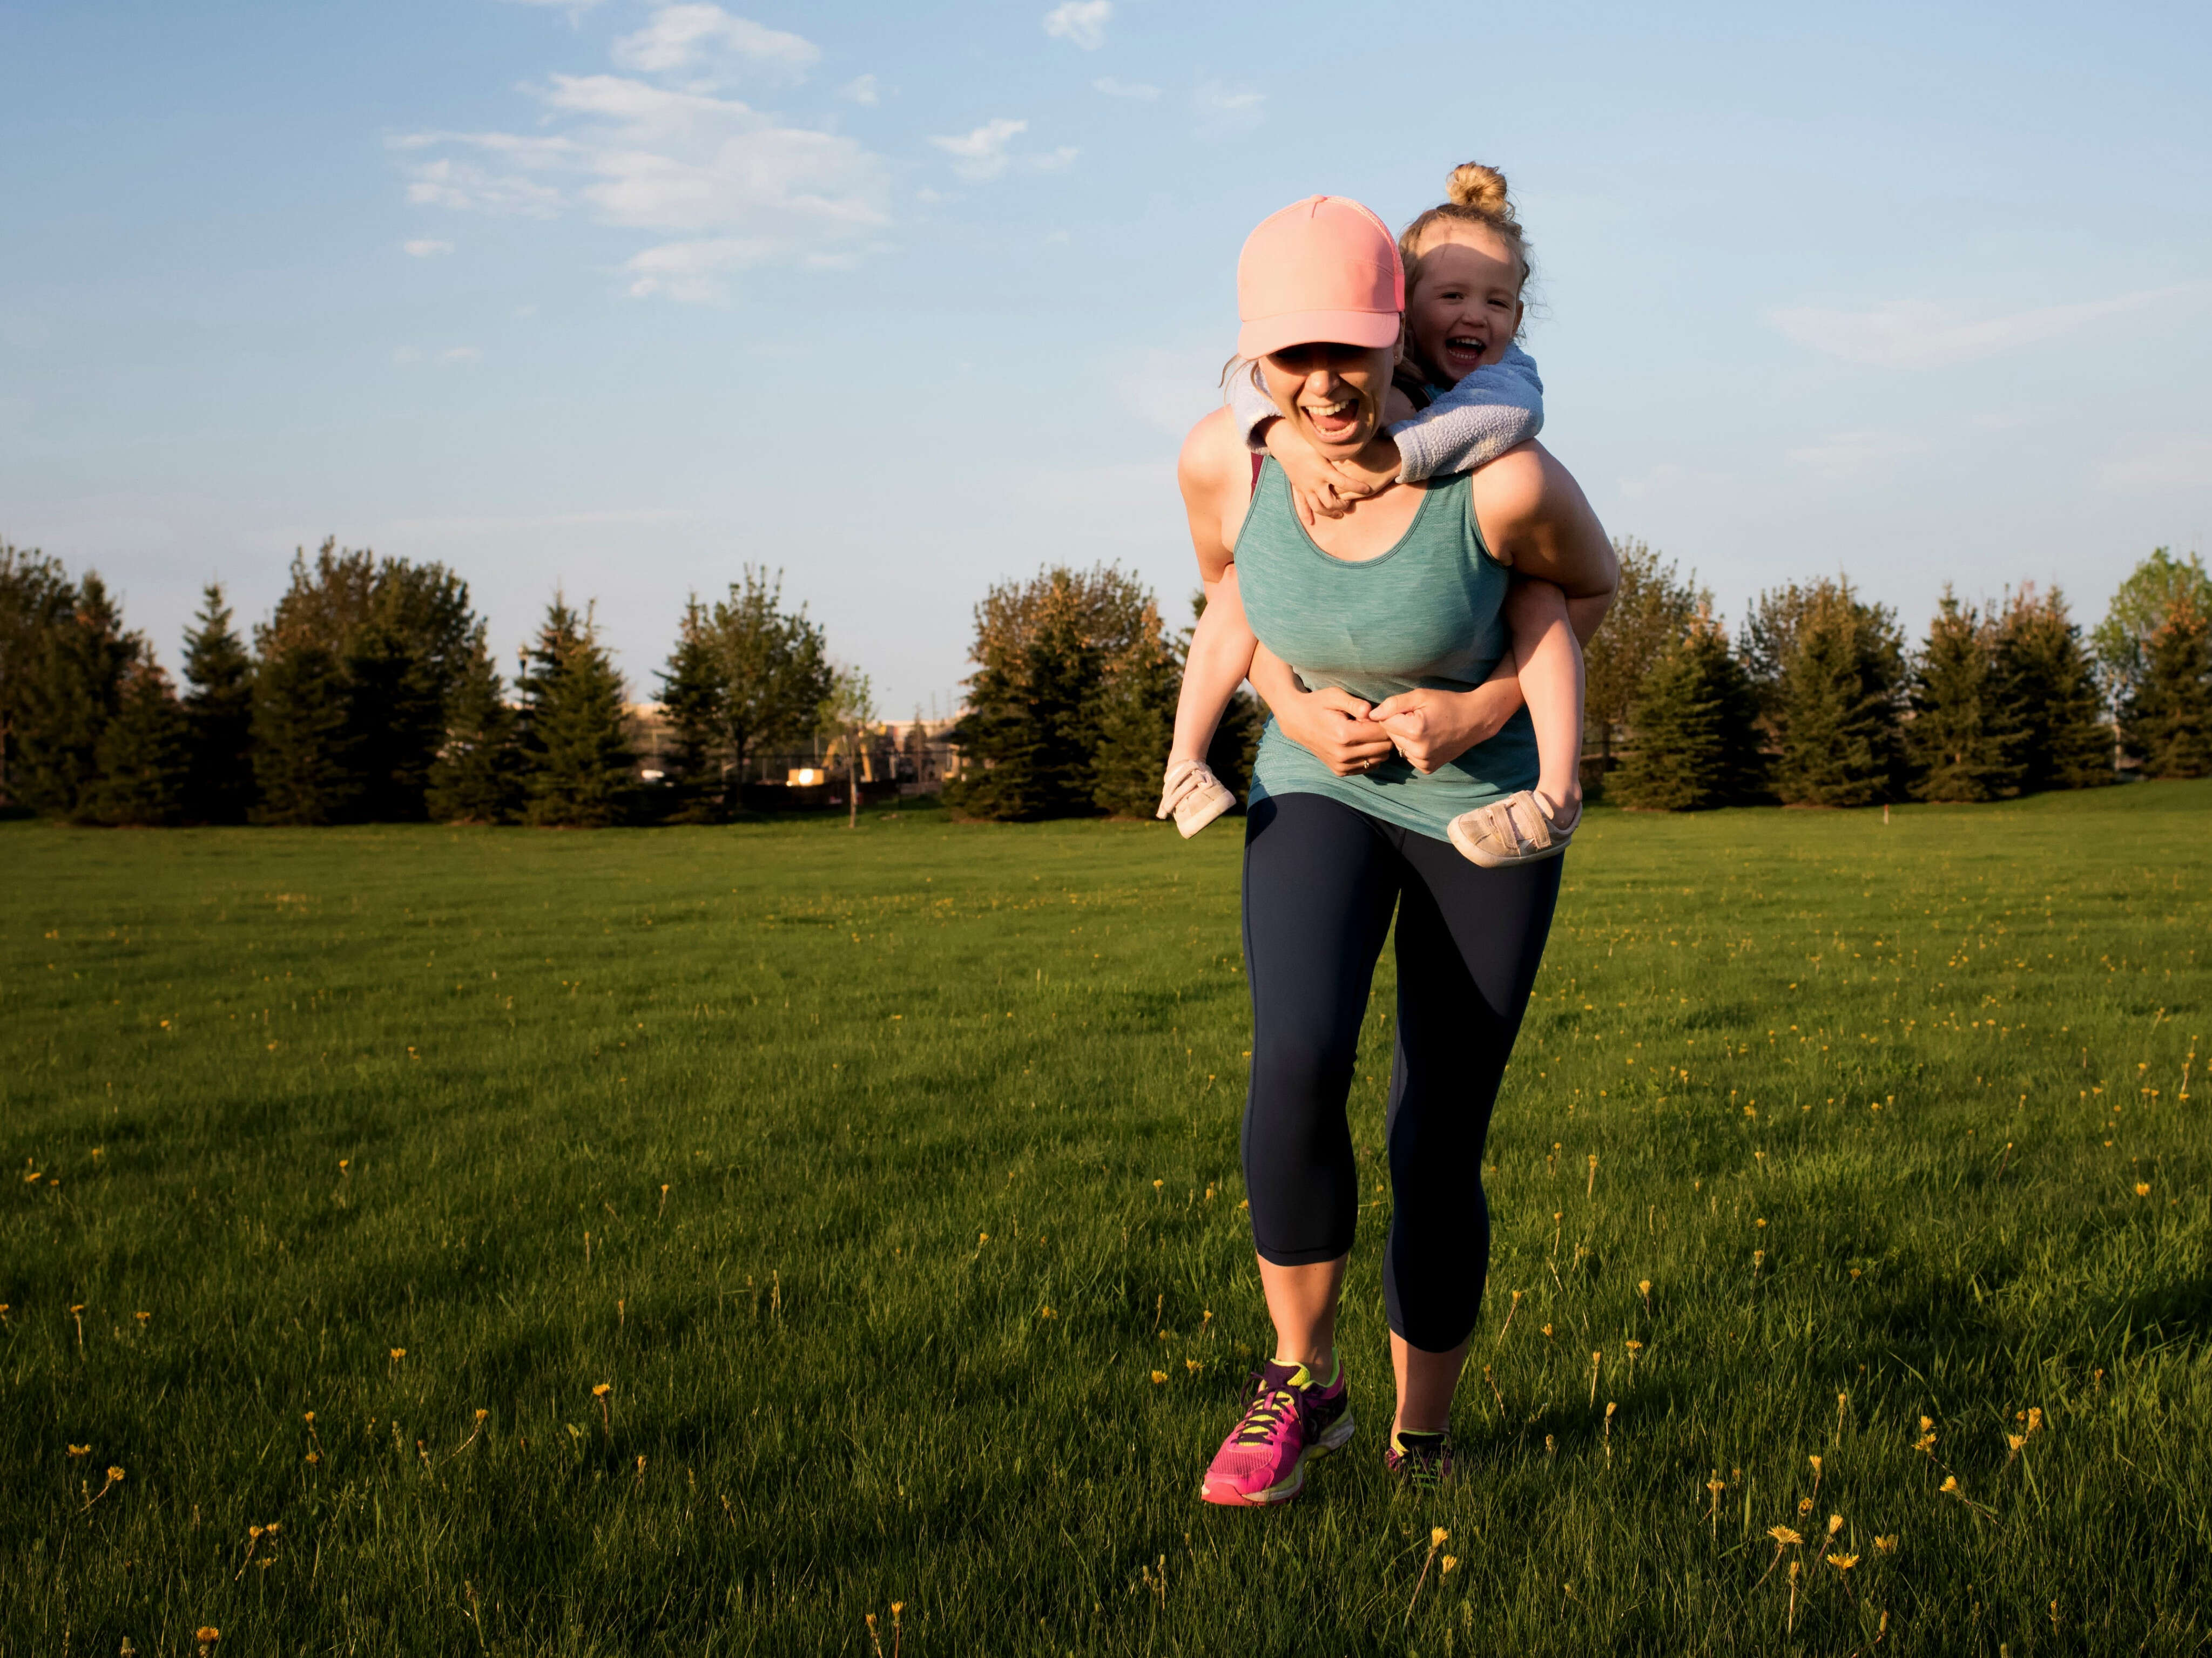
[1199,1357,1355,1507]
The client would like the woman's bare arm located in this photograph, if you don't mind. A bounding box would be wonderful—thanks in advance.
[1469,441,1617,642]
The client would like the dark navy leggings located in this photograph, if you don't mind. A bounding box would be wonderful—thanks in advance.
[1240,791,1561,1352]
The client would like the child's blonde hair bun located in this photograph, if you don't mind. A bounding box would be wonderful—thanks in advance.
[1446,163,1511,215]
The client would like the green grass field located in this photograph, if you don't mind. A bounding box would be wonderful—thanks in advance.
[4,782,2208,1657]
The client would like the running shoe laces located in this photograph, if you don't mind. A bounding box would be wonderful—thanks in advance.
[1233,1373,1303,1445]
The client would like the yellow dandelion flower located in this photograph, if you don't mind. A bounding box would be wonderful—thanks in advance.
[592,1383,611,1398]
[2134,1182,2150,1197]
[1431,1526,1449,1546]
[1940,1475,1960,1493]
[107,1466,124,1482]
[978,1233,989,1244]
[389,1348,406,1362]
[1827,1553,1859,1572]
[68,1444,89,1458]
[2026,1406,2043,1436]
[1441,1555,1458,1574]
[1038,1307,1056,1319]
[1919,1415,1934,1432]
[1797,1497,1814,1516]
[195,1631,220,1649]
[1150,1370,1168,1385]
[1827,1514,1844,1537]
[1874,1535,1897,1554]
[1768,1525,1803,1546]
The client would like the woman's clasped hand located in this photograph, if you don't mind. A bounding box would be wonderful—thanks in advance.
[1267,677,1523,776]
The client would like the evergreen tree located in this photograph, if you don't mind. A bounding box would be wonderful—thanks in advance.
[1611,613,1761,810]
[1770,579,1906,807]
[516,598,635,828]
[655,595,728,822]
[425,627,518,823]
[253,540,481,821]
[2121,593,2212,778]
[709,568,831,787]
[86,659,190,826]
[1990,585,2109,792]
[1583,539,1704,771]
[0,543,74,808]
[251,641,360,824]
[947,564,1154,821]
[2092,548,2212,715]
[180,583,257,822]
[14,573,138,817]
[1091,597,1179,818]
[1907,590,2017,802]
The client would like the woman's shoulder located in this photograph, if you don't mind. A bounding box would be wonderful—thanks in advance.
[1465,440,1609,583]
[1178,406,1248,496]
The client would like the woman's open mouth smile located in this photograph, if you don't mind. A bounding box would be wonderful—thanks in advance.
[1302,396,1361,441]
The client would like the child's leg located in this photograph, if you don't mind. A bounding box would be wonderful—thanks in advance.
[1502,578,1583,818]
[1171,573,1259,769]
[1161,573,1257,835]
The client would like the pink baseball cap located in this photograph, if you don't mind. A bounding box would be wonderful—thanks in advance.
[1236,195,1404,360]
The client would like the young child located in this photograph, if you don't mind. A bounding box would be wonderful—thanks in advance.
[1158,164,1607,867]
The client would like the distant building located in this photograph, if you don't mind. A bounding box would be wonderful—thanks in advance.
[619,706,967,805]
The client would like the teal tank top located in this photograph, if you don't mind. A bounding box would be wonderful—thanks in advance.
[1236,457,1539,840]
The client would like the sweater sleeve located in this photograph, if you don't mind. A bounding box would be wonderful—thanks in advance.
[1223,361,1278,451]
[1385,346,1545,483]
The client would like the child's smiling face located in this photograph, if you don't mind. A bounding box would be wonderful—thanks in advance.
[1405,227,1525,385]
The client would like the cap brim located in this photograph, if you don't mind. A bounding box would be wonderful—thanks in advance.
[1238,308,1400,361]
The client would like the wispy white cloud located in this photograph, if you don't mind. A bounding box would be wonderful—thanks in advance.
[1043,1,1111,50]
[1092,76,1159,100]
[612,5,817,83]
[1193,80,1265,137]
[1784,429,1923,478]
[2100,434,2212,490]
[398,147,569,217]
[1767,285,2206,370]
[403,239,454,258]
[839,73,879,105]
[394,344,484,367]
[395,63,889,300]
[929,118,1070,182]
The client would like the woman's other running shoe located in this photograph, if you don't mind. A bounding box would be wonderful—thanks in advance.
[1384,1428,1454,1490]
[1198,1358,1355,1507]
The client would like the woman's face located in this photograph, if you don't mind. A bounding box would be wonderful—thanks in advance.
[1406,227,1525,385]
[1257,341,1398,459]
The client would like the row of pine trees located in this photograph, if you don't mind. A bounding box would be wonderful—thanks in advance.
[3,534,2206,829]
[0,542,847,828]
[1591,546,2209,810]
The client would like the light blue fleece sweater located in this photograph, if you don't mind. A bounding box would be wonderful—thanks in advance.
[1224,344,1545,481]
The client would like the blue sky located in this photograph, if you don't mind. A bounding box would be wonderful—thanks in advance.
[4,0,2208,715]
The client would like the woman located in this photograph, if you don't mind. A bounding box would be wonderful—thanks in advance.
[1178,193,1615,1504]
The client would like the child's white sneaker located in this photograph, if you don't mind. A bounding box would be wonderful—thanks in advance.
[1157,760,1237,838]
[1446,790,1578,868]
